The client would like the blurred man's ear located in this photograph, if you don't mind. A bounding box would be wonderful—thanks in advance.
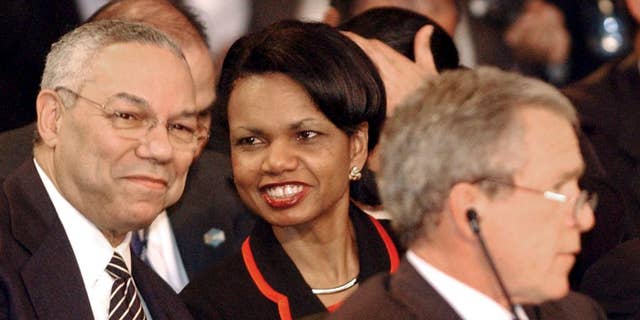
[626,0,640,24]
[414,25,436,74]
[323,6,341,27]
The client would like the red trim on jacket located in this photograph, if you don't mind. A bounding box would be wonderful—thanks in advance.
[241,238,293,320]
[326,302,342,312]
[368,215,400,273]
[240,216,399,318]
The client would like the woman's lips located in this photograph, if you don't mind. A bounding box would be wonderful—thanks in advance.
[260,183,309,209]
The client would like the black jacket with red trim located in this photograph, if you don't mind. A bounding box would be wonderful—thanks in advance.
[180,203,400,320]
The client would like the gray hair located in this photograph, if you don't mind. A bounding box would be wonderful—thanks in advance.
[40,19,185,92]
[379,67,577,246]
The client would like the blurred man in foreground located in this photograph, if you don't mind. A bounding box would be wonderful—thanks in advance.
[330,67,604,319]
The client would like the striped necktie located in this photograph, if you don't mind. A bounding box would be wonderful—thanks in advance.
[106,252,147,320]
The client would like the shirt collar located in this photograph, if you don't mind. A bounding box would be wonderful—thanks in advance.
[406,250,528,320]
[34,159,133,289]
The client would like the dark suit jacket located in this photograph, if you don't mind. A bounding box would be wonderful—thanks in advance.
[563,53,640,236]
[581,239,640,320]
[329,258,606,320]
[0,124,254,280]
[0,160,193,319]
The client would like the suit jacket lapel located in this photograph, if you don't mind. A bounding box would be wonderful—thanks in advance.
[390,260,462,320]
[132,256,167,320]
[7,161,93,319]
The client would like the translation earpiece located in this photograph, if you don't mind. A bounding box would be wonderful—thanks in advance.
[466,208,480,233]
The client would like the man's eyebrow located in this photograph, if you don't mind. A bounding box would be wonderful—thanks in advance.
[553,165,585,189]
[177,109,200,119]
[196,104,213,117]
[563,165,585,181]
[109,92,150,109]
[110,92,199,119]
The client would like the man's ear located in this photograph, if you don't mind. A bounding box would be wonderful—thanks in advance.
[349,122,369,169]
[447,182,484,239]
[323,6,341,27]
[36,89,63,147]
[414,25,438,74]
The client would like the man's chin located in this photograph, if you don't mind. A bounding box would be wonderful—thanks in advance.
[514,283,570,305]
[124,205,165,227]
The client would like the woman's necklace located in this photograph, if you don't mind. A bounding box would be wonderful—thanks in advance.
[311,276,358,295]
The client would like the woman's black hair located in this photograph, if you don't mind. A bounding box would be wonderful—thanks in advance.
[217,20,386,151]
[339,6,460,72]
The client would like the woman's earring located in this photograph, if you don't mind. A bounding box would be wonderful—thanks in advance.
[348,166,362,181]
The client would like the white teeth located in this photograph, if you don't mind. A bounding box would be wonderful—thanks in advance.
[265,184,303,199]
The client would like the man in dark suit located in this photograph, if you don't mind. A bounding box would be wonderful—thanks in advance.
[0,20,197,319]
[0,0,254,291]
[89,0,254,292]
[330,67,605,319]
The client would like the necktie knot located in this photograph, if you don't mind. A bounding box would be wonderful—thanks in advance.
[106,251,131,280]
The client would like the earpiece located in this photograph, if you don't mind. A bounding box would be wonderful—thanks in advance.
[466,208,480,233]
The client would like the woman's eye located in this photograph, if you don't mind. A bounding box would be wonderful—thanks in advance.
[236,136,262,146]
[297,130,318,141]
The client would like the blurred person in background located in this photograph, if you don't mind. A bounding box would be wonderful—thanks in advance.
[324,0,634,85]
[566,1,640,317]
[338,6,458,215]
[324,0,571,84]
[563,0,640,239]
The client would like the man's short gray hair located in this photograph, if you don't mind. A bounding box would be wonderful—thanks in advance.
[40,19,185,92]
[379,67,577,247]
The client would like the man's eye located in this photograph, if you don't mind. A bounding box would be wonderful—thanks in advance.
[168,123,196,134]
[110,111,145,129]
[297,130,318,141]
[112,111,139,121]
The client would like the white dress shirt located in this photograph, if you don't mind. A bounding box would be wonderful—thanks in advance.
[142,211,189,292]
[35,159,151,320]
[406,250,528,320]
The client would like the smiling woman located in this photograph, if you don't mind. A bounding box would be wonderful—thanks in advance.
[180,20,399,320]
